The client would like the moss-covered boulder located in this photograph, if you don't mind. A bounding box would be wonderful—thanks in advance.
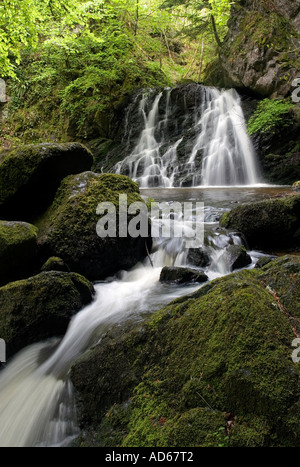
[0,143,93,221]
[0,271,94,358]
[71,256,300,447]
[0,221,38,286]
[37,172,151,281]
[220,194,300,250]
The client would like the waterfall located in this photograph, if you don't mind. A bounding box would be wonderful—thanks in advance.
[189,87,260,186]
[115,89,182,188]
[114,85,260,188]
[0,201,250,447]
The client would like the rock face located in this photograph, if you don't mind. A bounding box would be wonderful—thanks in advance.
[159,266,208,285]
[226,245,252,271]
[187,248,210,268]
[251,112,300,185]
[205,0,300,98]
[37,172,152,281]
[71,256,300,447]
[220,194,300,250]
[0,272,94,358]
[0,221,38,286]
[0,142,93,221]
[93,84,206,182]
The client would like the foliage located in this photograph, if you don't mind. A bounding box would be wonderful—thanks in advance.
[160,0,233,44]
[248,98,295,135]
[0,0,73,78]
[0,0,233,146]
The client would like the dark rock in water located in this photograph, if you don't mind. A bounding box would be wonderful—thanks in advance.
[187,248,210,268]
[0,142,93,222]
[41,257,69,273]
[255,256,275,269]
[160,266,208,285]
[0,221,38,286]
[0,271,94,358]
[226,245,252,271]
[71,256,300,447]
[37,172,152,281]
[220,194,300,251]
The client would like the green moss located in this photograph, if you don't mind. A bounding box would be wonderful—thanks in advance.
[71,257,300,447]
[248,99,294,136]
[41,257,69,272]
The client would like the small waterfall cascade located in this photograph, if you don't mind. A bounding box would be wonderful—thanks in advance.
[0,200,254,447]
[114,85,261,188]
[188,87,260,186]
[115,89,182,188]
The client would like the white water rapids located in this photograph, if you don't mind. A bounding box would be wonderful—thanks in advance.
[0,196,263,447]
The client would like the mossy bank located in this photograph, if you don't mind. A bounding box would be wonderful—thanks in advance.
[71,256,300,447]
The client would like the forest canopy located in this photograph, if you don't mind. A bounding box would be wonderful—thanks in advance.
[0,0,233,143]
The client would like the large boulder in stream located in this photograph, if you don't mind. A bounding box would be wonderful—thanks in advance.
[0,271,94,358]
[0,142,93,221]
[71,256,300,447]
[37,172,152,281]
[0,221,38,286]
[220,194,300,251]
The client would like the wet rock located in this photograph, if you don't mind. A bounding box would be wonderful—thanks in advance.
[0,142,93,222]
[187,248,210,268]
[0,221,38,286]
[0,272,94,358]
[159,266,208,285]
[226,245,252,271]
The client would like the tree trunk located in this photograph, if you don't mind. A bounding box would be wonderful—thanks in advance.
[211,15,222,47]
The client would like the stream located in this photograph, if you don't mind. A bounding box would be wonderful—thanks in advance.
[0,84,292,446]
[0,185,291,447]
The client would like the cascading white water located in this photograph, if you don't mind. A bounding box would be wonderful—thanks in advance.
[115,90,182,188]
[114,85,260,188]
[189,87,260,186]
[0,202,248,447]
